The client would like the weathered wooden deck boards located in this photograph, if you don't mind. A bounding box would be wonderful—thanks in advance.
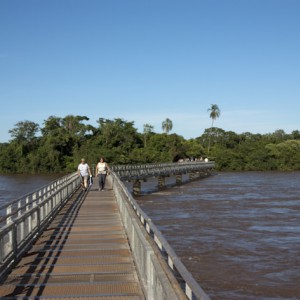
[0,181,145,300]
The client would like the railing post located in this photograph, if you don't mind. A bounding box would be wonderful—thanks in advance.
[37,205,41,234]
[185,283,193,300]
[6,205,12,226]
[24,197,31,232]
[18,201,24,242]
[6,205,13,257]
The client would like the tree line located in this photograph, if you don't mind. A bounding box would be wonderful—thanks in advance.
[0,113,299,174]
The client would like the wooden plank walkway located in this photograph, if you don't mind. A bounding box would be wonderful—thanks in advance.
[0,181,145,299]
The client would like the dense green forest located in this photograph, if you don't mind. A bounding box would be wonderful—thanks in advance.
[0,114,300,174]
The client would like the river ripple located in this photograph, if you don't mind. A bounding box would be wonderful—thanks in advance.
[135,171,300,300]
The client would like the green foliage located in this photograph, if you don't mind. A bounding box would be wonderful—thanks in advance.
[0,143,18,173]
[0,115,300,173]
[266,140,300,170]
[184,139,205,159]
[8,120,40,143]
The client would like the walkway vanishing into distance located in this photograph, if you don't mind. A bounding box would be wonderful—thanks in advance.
[0,162,214,300]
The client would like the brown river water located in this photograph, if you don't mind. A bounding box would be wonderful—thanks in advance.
[0,174,62,207]
[1,172,299,300]
[132,171,300,300]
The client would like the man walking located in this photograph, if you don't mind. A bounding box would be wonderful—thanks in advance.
[77,158,92,191]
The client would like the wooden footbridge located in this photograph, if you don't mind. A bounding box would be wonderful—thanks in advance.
[0,162,214,300]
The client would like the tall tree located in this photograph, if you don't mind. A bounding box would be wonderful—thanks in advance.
[143,123,154,147]
[9,120,40,143]
[96,118,142,163]
[162,118,173,134]
[8,120,40,165]
[207,104,221,154]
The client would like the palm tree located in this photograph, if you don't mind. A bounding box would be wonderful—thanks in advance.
[143,123,154,147]
[162,118,173,134]
[207,104,221,154]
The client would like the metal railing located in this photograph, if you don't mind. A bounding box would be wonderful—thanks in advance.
[110,172,211,300]
[0,172,81,280]
[112,161,215,180]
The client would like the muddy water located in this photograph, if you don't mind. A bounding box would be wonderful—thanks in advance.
[0,174,62,206]
[135,172,300,300]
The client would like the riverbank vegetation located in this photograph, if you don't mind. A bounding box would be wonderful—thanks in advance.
[0,115,299,173]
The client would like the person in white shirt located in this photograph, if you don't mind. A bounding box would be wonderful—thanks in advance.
[95,157,110,191]
[77,158,92,190]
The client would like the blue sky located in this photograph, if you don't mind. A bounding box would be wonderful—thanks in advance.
[1,0,299,142]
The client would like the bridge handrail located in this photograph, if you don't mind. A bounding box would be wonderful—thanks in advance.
[0,173,79,224]
[112,161,215,180]
[0,172,81,279]
[110,171,211,300]
[112,161,214,171]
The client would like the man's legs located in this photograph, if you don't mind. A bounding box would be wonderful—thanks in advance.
[83,175,88,189]
[80,176,85,190]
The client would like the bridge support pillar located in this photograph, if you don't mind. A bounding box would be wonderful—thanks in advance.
[157,176,165,189]
[175,174,182,184]
[133,180,141,196]
[189,171,198,180]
